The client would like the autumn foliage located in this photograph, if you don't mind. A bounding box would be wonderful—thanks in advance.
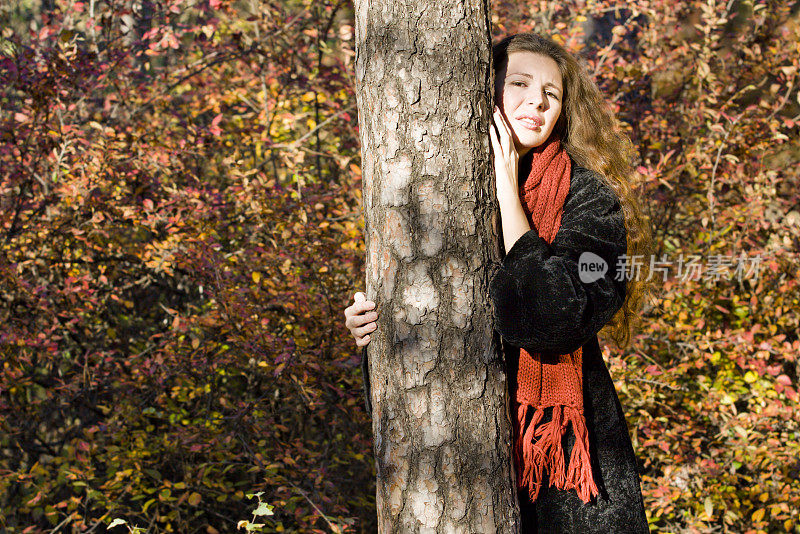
[1,0,799,533]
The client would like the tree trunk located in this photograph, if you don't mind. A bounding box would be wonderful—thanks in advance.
[353,1,520,532]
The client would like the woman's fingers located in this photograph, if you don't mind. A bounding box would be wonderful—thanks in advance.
[489,123,500,154]
[345,296,375,318]
[491,110,513,169]
[491,118,508,162]
[496,106,512,134]
[344,292,378,345]
[347,309,377,329]
[492,109,505,146]
[353,321,377,339]
[493,107,512,148]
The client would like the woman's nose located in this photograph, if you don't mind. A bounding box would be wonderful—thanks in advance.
[525,90,546,109]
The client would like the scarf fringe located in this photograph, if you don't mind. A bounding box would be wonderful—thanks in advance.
[515,402,599,504]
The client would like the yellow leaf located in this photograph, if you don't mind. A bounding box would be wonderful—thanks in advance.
[252,271,262,284]
[142,498,156,513]
[188,492,202,506]
[752,508,765,522]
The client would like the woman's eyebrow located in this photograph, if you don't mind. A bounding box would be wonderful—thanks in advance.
[506,72,562,90]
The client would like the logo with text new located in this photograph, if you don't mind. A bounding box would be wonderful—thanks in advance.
[578,252,607,283]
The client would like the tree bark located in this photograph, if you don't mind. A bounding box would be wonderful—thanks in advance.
[353,1,520,532]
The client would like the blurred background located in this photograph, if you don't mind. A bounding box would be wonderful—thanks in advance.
[0,0,798,532]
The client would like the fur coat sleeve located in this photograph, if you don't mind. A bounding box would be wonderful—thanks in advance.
[488,165,628,355]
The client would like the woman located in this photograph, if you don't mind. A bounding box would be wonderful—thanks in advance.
[344,33,652,533]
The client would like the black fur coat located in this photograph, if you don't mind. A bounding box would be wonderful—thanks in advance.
[490,163,649,533]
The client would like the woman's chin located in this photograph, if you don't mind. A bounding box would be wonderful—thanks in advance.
[516,138,545,154]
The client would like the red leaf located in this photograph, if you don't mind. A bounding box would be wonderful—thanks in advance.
[645,364,663,376]
[209,113,222,136]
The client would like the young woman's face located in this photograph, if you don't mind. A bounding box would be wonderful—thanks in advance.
[495,51,564,157]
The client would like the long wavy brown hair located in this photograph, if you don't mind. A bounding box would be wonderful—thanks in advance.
[493,32,655,349]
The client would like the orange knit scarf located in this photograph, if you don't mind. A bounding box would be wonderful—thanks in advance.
[513,133,599,504]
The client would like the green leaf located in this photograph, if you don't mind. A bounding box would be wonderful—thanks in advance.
[246,491,264,499]
[108,518,128,529]
[253,501,274,516]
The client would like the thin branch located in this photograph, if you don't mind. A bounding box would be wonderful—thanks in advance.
[266,104,356,150]
[285,479,343,534]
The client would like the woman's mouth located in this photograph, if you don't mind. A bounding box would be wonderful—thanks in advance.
[516,117,542,130]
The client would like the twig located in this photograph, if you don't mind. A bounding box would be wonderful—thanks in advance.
[628,377,686,391]
[83,513,110,533]
[266,104,357,150]
[49,512,77,533]
[707,113,739,234]
[766,72,797,122]
[285,480,343,534]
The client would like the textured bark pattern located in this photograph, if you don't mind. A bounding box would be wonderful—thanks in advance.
[353,1,519,532]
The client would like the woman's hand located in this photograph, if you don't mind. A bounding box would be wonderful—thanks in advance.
[489,106,532,253]
[344,292,377,347]
[489,106,520,204]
